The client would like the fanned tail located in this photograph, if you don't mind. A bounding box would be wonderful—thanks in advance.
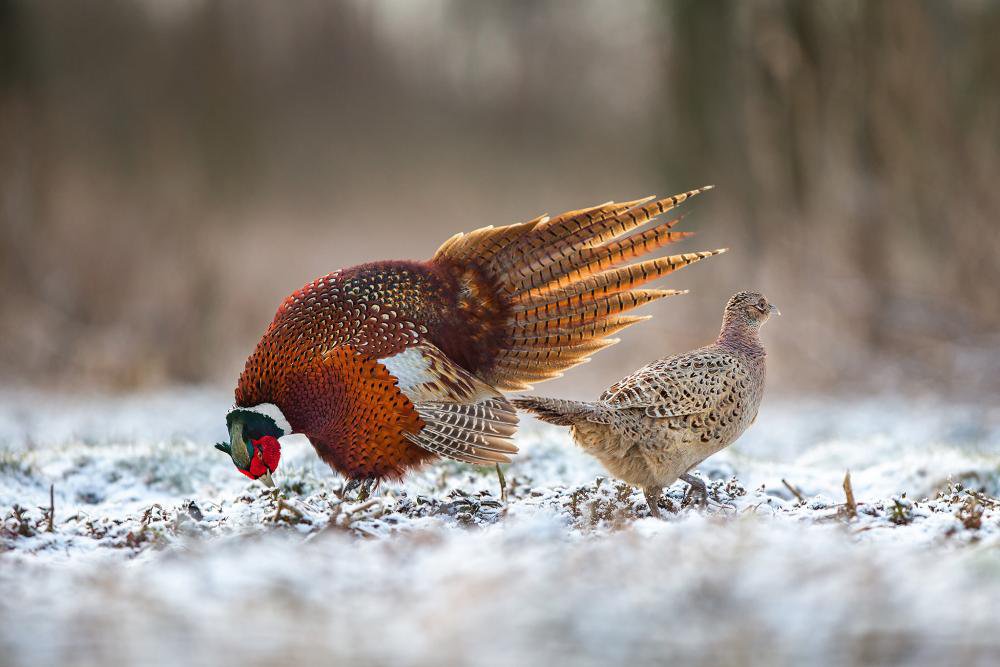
[432,186,725,390]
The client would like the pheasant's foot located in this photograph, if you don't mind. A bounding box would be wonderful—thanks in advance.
[680,473,709,508]
[643,487,663,518]
[345,477,377,502]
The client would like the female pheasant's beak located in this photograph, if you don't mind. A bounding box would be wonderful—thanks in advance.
[770,303,781,316]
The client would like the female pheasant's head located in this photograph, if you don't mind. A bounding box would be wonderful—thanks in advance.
[723,290,780,331]
[216,404,290,486]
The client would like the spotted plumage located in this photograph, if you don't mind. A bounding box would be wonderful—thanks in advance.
[222,187,726,484]
[513,291,777,516]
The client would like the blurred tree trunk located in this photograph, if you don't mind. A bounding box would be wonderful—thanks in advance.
[660,0,1000,390]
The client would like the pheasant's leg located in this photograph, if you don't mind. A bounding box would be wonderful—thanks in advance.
[495,463,507,503]
[359,477,377,501]
[345,477,377,502]
[680,473,708,508]
[643,487,663,518]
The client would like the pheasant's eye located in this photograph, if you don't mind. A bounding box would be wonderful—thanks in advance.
[756,300,767,312]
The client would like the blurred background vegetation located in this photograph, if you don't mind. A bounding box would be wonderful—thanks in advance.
[1,0,998,398]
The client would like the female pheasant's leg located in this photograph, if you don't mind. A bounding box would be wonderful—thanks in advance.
[680,473,708,507]
[643,486,663,518]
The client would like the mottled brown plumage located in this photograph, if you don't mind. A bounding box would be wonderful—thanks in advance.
[513,291,778,516]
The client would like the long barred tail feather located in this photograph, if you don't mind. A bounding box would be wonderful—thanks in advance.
[510,396,601,427]
[432,185,724,390]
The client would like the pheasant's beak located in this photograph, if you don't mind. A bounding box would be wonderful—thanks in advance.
[259,469,275,487]
[769,304,781,316]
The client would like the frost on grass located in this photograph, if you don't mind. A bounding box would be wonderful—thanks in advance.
[1,389,1000,666]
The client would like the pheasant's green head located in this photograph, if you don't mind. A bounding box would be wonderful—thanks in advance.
[216,404,290,487]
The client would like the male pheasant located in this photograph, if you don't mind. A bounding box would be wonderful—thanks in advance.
[216,187,724,489]
[513,291,777,516]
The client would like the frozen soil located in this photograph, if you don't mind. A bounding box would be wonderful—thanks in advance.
[1,389,1000,666]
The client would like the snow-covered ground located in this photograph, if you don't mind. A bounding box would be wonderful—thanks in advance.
[2,389,1000,666]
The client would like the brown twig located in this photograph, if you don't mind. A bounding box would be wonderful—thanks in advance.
[343,498,381,516]
[842,470,857,519]
[781,478,805,504]
[270,497,305,523]
[965,489,1000,509]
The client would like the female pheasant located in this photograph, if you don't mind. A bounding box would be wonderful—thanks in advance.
[513,291,778,516]
[216,187,724,489]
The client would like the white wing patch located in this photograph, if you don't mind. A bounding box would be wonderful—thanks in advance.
[380,342,519,465]
[379,347,436,392]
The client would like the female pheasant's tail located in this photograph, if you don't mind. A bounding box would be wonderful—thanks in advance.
[432,186,724,390]
[510,396,600,427]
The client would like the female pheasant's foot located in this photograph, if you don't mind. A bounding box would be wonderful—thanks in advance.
[680,473,709,508]
[345,477,377,502]
[643,487,663,518]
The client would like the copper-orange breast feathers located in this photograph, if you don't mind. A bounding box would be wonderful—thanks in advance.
[223,187,725,483]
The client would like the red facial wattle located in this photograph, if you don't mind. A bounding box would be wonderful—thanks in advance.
[239,436,281,480]
[256,436,281,470]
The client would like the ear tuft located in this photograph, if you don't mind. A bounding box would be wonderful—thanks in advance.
[214,442,231,454]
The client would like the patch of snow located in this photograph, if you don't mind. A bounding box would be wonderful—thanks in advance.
[1,389,999,666]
